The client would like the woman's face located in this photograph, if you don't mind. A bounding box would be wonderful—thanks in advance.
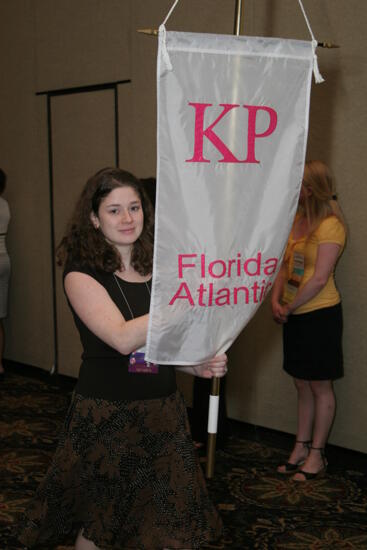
[91,186,144,248]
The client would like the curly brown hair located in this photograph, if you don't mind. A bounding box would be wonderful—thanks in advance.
[56,167,154,275]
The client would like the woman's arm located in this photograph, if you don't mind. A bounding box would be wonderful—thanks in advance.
[271,263,287,323]
[281,242,341,317]
[176,354,228,378]
[64,272,148,355]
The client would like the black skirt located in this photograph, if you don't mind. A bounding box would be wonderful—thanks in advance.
[283,303,343,381]
[18,391,222,549]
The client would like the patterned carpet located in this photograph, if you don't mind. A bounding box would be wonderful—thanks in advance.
[1,367,367,549]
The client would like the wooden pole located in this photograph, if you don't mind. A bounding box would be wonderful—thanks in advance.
[205,0,244,479]
[205,377,221,478]
[233,0,243,36]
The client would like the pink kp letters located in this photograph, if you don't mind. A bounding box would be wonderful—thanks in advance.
[186,103,278,164]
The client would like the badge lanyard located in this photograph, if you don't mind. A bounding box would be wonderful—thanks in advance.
[113,274,159,374]
[283,242,305,305]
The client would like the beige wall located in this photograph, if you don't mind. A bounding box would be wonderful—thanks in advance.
[228,0,367,452]
[0,0,132,372]
[0,1,366,452]
[0,1,54,369]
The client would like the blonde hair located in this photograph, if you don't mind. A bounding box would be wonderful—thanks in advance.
[300,160,346,236]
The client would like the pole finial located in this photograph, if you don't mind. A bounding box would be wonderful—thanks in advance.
[137,28,158,36]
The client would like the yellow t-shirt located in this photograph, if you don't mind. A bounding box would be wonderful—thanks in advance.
[283,215,346,315]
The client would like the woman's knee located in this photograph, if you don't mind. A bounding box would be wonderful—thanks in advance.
[309,379,334,397]
[293,378,311,393]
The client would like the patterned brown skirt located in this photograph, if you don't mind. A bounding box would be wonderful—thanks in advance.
[18,390,222,549]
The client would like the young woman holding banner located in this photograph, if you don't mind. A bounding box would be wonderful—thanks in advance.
[271,160,346,481]
[19,167,227,549]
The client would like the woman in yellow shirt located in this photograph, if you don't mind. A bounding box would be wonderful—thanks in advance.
[271,160,346,481]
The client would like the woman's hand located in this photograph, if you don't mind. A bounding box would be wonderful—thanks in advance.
[193,353,228,379]
[272,301,290,324]
[271,263,288,323]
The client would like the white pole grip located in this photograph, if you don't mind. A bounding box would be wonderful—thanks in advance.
[207,395,220,434]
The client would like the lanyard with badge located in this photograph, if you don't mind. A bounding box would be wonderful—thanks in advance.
[113,274,159,374]
[282,242,305,305]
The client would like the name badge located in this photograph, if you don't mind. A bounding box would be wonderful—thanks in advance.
[128,352,159,374]
[283,251,305,305]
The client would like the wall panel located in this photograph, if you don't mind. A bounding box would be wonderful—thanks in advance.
[227,0,367,452]
[35,0,131,91]
[0,1,54,369]
[51,89,116,377]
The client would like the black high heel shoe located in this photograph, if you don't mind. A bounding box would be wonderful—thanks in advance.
[277,440,311,474]
[292,447,328,481]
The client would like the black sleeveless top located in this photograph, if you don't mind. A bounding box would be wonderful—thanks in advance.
[63,263,177,401]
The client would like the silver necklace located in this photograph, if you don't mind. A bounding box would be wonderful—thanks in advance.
[113,274,151,320]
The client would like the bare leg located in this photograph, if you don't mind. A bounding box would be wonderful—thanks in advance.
[309,379,336,448]
[295,378,315,442]
[75,530,101,550]
[278,378,314,472]
[293,379,335,478]
[0,320,4,373]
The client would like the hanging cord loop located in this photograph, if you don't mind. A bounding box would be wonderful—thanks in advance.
[162,0,180,26]
[159,0,324,82]
[297,0,325,83]
[159,0,180,71]
[158,23,173,71]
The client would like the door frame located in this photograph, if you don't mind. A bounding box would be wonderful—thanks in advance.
[36,80,130,374]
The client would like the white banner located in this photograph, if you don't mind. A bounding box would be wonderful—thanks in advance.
[146,30,315,365]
